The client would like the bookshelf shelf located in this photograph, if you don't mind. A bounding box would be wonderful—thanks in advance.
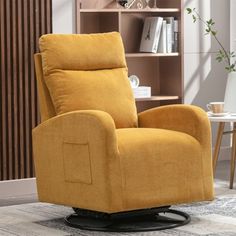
[80,8,180,13]
[76,0,183,112]
[126,53,179,58]
[135,95,179,102]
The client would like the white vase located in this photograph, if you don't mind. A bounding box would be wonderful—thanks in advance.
[224,72,236,113]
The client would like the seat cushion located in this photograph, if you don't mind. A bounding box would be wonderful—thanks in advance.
[116,128,207,210]
[39,32,138,128]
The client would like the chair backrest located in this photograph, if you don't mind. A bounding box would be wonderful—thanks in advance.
[35,32,138,128]
[34,53,56,122]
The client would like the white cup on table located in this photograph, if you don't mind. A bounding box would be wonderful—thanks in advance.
[207,102,225,114]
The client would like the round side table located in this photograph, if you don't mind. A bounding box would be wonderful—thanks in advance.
[208,113,236,189]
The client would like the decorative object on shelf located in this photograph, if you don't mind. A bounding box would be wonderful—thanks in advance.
[129,75,151,99]
[128,75,140,88]
[118,0,143,9]
[145,0,151,9]
[116,0,128,7]
[187,8,236,113]
[153,0,157,8]
[124,0,135,8]
[136,0,144,9]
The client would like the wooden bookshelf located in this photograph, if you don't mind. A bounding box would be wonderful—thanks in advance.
[126,53,179,57]
[80,8,180,13]
[76,0,183,112]
[135,95,179,102]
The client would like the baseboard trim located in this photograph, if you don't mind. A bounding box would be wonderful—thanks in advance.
[0,178,37,198]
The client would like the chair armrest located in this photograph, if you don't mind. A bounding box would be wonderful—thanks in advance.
[33,110,118,157]
[32,110,124,212]
[33,110,121,206]
[138,104,211,146]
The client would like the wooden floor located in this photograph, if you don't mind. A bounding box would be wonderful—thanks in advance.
[0,160,235,207]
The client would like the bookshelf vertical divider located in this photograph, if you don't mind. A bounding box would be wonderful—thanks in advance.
[118,11,122,33]
[76,0,183,112]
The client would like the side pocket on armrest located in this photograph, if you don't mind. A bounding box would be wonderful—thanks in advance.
[63,142,92,184]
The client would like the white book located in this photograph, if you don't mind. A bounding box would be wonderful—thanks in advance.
[153,17,163,52]
[140,17,163,53]
[166,23,172,53]
[157,20,167,53]
[165,17,174,53]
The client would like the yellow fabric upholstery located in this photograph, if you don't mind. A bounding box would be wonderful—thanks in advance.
[117,128,211,209]
[39,33,127,75]
[39,32,137,128]
[34,54,56,121]
[33,32,214,214]
[138,105,214,200]
[33,110,123,213]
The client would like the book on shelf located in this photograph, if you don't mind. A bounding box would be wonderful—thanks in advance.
[158,17,178,54]
[165,17,174,53]
[166,23,172,53]
[139,17,163,53]
[173,20,179,53]
[132,86,151,98]
[157,20,167,53]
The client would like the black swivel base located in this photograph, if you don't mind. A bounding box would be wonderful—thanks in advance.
[65,206,190,232]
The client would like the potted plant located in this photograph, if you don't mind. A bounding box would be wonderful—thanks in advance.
[187,8,236,113]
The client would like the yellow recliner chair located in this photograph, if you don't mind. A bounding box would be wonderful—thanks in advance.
[33,32,214,232]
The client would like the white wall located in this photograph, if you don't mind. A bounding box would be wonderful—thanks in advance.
[184,0,230,154]
[52,0,76,33]
[184,0,229,107]
[231,0,236,57]
[0,178,37,198]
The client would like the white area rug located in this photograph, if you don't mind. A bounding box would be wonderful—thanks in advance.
[0,180,236,236]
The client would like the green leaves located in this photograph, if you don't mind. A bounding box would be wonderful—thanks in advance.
[216,56,223,63]
[187,7,234,74]
[216,50,236,72]
[216,50,225,63]
[206,19,215,26]
[187,8,197,23]
[225,64,236,73]
[205,18,216,36]
[211,31,217,36]
[230,52,236,57]
[205,28,210,35]
[186,8,192,14]
[187,7,196,14]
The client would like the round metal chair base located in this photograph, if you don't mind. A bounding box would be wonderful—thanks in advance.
[65,208,190,232]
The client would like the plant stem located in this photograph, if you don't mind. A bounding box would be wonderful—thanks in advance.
[193,9,231,67]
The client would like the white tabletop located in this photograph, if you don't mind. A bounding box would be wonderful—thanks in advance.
[207,112,236,122]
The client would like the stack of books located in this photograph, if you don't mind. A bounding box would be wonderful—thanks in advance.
[132,86,151,98]
[140,17,178,54]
